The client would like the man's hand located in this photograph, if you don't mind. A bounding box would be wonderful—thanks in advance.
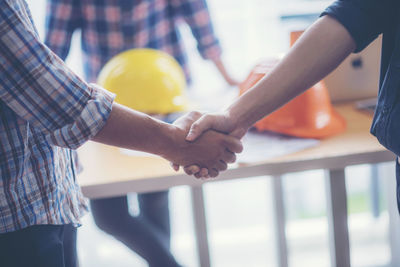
[180,112,249,178]
[169,111,243,178]
[170,111,203,174]
[186,112,247,141]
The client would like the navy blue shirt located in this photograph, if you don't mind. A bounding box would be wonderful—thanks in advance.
[321,0,400,156]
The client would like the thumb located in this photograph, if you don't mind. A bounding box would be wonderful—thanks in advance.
[186,116,211,141]
[230,127,247,139]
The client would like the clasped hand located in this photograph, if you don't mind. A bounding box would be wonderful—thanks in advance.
[170,111,246,179]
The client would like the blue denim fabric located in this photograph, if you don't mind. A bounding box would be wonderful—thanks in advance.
[0,224,77,267]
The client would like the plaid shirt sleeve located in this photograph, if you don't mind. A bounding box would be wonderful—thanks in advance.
[321,0,396,52]
[0,1,114,150]
[172,0,222,60]
[44,0,81,60]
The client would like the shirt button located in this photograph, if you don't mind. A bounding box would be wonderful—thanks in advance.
[382,106,389,114]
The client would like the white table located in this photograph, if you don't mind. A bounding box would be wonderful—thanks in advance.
[78,103,397,267]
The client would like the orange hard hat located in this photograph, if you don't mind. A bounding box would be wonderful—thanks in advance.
[239,31,346,139]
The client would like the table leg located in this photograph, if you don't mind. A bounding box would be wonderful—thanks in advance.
[190,186,211,267]
[370,165,381,218]
[325,169,351,267]
[272,176,289,267]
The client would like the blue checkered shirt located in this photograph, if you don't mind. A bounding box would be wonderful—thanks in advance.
[44,0,222,83]
[0,0,114,233]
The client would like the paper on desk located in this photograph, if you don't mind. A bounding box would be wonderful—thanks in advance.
[120,149,159,158]
[237,131,319,163]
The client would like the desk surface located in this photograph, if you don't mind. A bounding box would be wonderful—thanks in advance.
[78,103,395,198]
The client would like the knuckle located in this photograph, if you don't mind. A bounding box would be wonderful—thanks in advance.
[191,123,199,130]
[223,152,232,162]
[189,111,201,118]
[192,111,202,117]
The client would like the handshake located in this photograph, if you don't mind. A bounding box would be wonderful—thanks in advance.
[166,111,248,179]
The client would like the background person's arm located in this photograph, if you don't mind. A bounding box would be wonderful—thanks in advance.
[44,0,81,61]
[211,57,238,86]
[171,0,237,85]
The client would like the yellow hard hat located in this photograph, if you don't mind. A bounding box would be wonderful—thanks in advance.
[97,48,187,114]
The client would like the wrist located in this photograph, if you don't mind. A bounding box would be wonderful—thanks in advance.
[160,124,187,162]
[225,109,249,135]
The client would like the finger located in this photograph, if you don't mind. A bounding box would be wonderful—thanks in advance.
[195,168,209,179]
[170,162,180,171]
[186,115,213,141]
[208,168,219,178]
[223,136,243,153]
[222,150,236,164]
[199,168,209,177]
[230,128,247,139]
[216,160,228,172]
[187,111,203,120]
[184,165,200,175]
[173,111,202,129]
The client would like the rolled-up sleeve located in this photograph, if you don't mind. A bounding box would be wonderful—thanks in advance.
[0,1,114,149]
[321,0,396,52]
[173,0,222,60]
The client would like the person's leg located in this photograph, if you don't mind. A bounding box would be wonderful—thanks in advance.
[63,224,78,267]
[138,190,171,246]
[90,196,181,267]
[0,224,77,267]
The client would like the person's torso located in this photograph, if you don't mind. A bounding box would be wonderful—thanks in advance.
[0,0,88,233]
[74,0,189,82]
[371,13,400,156]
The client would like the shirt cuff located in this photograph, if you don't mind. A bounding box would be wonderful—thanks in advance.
[46,84,115,149]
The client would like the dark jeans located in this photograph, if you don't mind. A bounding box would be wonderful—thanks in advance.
[90,191,181,267]
[0,224,77,267]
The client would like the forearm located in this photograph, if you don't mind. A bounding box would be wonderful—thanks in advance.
[228,15,356,130]
[212,58,225,76]
[92,104,242,174]
[212,57,236,85]
[92,103,178,160]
